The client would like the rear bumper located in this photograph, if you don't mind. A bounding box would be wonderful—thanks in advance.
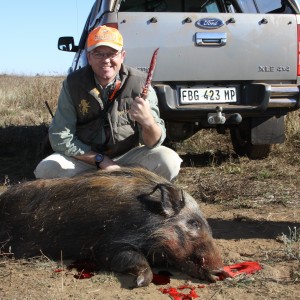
[155,83,300,122]
[267,84,299,108]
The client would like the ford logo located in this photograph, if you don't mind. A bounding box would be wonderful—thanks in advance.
[196,18,224,29]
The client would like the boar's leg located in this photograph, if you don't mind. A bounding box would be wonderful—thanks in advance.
[110,249,153,287]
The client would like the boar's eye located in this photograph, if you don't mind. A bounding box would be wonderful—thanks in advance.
[187,219,201,230]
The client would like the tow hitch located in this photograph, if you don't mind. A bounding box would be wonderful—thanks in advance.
[208,106,226,124]
[208,106,242,125]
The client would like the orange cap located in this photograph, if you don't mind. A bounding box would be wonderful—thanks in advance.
[87,25,123,52]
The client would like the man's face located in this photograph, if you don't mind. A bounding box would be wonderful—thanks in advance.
[87,46,125,86]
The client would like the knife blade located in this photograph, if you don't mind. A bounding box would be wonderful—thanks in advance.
[141,48,159,99]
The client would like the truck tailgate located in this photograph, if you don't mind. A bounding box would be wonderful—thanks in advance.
[118,12,297,81]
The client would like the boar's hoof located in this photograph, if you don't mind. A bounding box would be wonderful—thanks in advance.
[136,268,153,287]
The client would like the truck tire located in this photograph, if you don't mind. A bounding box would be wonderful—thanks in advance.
[230,127,271,159]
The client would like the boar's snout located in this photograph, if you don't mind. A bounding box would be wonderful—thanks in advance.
[199,266,229,282]
[195,233,227,282]
[197,255,228,282]
[176,230,226,282]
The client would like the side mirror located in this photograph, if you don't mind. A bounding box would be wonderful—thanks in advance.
[57,37,79,52]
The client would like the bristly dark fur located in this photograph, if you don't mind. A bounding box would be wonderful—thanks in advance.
[0,167,224,287]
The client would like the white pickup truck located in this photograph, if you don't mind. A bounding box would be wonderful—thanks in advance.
[58,0,300,159]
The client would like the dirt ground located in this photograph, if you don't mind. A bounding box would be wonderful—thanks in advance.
[0,130,299,300]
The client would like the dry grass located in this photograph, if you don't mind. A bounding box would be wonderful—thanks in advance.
[0,74,63,126]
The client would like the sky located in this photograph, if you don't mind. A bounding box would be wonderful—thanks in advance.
[0,0,95,76]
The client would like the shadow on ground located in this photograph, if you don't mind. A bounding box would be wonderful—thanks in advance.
[0,125,51,183]
[209,218,300,240]
[180,151,240,168]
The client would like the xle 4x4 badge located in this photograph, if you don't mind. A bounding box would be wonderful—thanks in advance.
[196,18,224,29]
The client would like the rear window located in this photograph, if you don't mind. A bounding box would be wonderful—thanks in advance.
[119,0,294,13]
[119,0,223,12]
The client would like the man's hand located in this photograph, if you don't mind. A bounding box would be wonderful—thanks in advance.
[129,96,155,127]
[98,156,121,171]
[129,96,162,147]
[74,151,121,170]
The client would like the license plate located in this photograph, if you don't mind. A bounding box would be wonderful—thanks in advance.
[180,87,237,104]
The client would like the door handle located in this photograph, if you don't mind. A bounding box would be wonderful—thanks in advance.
[195,32,227,46]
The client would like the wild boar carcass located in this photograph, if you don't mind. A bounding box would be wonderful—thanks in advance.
[0,167,225,287]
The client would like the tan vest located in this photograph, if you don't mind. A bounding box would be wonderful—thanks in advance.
[67,65,147,157]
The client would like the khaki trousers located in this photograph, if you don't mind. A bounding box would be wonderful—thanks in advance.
[34,145,182,181]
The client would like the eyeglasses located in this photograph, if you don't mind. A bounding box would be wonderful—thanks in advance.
[91,51,122,59]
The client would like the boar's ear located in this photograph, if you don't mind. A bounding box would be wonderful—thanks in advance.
[138,184,185,217]
[159,184,186,216]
